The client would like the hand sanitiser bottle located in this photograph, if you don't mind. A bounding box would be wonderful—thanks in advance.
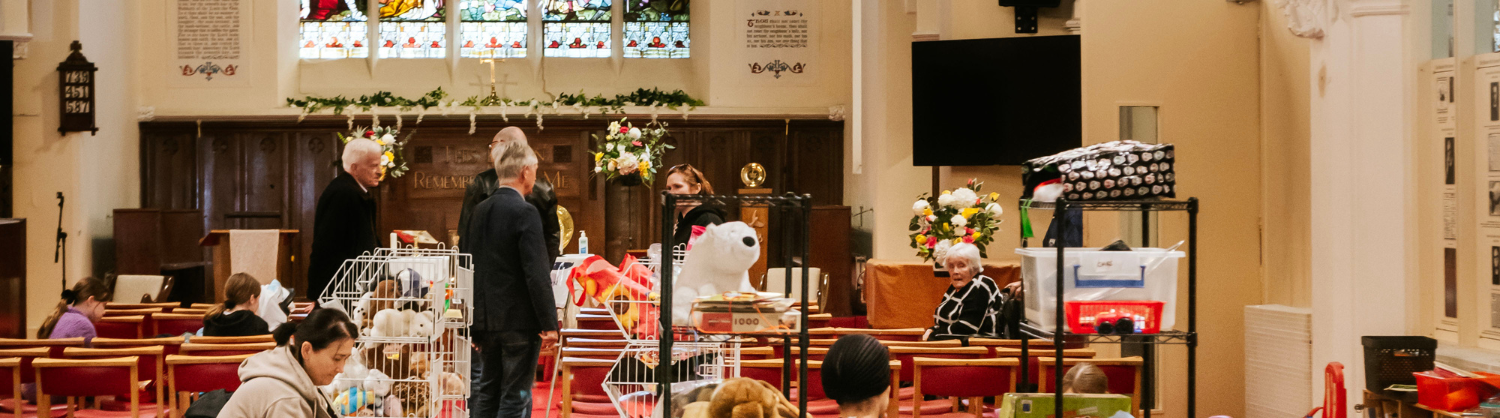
[578,231,588,255]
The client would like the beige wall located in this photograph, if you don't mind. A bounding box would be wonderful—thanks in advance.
[1260,0,1314,309]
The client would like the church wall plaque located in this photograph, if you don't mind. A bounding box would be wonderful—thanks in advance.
[140,118,842,299]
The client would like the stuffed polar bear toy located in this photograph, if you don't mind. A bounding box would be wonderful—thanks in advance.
[671,221,760,325]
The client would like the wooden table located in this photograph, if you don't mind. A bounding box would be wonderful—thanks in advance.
[862,260,1020,329]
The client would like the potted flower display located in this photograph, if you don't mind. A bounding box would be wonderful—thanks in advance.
[337,126,410,180]
[909,178,1004,275]
[592,118,672,186]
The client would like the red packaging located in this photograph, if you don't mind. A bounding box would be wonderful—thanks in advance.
[1414,370,1500,411]
[1064,300,1165,334]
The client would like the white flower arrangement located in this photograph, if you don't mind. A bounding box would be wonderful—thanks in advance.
[337,126,409,179]
[908,178,1004,262]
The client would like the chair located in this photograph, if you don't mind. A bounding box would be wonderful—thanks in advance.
[32,356,149,418]
[575,314,620,331]
[0,339,86,358]
[165,355,252,418]
[150,314,204,337]
[91,338,186,357]
[558,348,622,360]
[1037,357,1143,414]
[831,328,927,342]
[578,308,610,316]
[886,347,988,415]
[780,347,829,361]
[186,304,214,310]
[762,268,827,307]
[164,310,206,316]
[740,347,774,360]
[1305,363,1346,418]
[63,347,166,416]
[558,358,620,418]
[179,343,273,357]
[911,357,1021,418]
[878,340,963,348]
[827,316,869,329]
[806,314,832,329]
[184,335,272,345]
[561,339,629,349]
[103,303,179,312]
[107,275,174,304]
[103,309,163,317]
[96,316,148,340]
[0,348,53,416]
[559,329,626,342]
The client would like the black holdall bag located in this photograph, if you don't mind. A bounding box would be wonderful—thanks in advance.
[183,389,233,418]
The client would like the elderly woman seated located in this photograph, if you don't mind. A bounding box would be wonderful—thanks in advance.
[922,242,1015,341]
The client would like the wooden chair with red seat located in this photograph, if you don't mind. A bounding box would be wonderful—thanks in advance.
[0,339,86,359]
[150,314,204,337]
[184,335,272,345]
[557,358,621,418]
[558,348,623,360]
[104,303,178,312]
[32,356,150,418]
[560,329,626,342]
[165,355,252,418]
[910,357,1021,418]
[1001,349,1096,391]
[806,314,832,329]
[162,310,204,317]
[574,314,620,331]
[186,304,214,311]
[877,340,963,349]
[0,357,20,418]
[831,328,927,342]
[102,309,162,318]
[886,346,989,416]
[562,339,629,349]
[91,338,186,357]
[783,359,904,418]
[1036,357,1143,414]
[62,347,166,417]
[96,317,148,340]
[740,347,774,360]
[0,348,53,417]
[178,343,274,357]
[781,347,829,361]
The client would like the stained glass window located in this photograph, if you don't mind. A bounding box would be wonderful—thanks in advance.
[542,0,611,58]
[379,0,447,59]
[623,0,687,58]
[300,0,369,59]
[460,0,528,58]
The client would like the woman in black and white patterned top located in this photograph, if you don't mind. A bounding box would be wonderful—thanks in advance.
[923,243,1004,341]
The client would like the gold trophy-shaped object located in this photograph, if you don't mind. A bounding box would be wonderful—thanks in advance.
[741,163,767,188]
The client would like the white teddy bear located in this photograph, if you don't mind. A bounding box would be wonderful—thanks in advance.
[372,309,408,338]
[363,369,392,398]
[411,311,435,338]
[670,221,760,325]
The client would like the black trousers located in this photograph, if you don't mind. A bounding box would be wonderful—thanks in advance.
[471,330,541,418]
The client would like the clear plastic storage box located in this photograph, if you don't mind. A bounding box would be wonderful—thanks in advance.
[1016,247,1185,332]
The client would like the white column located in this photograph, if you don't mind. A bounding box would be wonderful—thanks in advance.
[1307,0,1412,411]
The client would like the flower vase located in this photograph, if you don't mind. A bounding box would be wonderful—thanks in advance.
[612,173,644,187]
[604,176,651,264]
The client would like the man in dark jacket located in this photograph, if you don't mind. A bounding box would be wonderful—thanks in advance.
[458,127,560,262]
[306,138,383,300]
[466,135,558,418]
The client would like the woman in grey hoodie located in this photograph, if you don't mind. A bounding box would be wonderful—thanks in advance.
[220,309,358,418]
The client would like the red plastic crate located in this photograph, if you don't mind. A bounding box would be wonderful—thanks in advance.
[1065,300,1165,334]
[1415,370,1500,412]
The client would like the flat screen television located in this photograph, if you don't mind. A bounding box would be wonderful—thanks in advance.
[911,35,1081,166]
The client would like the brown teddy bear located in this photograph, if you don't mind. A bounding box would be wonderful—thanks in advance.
[707,378,797,418]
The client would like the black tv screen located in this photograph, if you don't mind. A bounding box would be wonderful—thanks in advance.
[912,35,1081,166]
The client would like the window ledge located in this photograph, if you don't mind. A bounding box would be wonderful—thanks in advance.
[1436,342,1500,374]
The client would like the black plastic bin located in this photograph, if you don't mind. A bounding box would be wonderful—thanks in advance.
[1361,336,1437,392]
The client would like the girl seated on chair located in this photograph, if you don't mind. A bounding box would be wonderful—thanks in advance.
[201,273,271,337]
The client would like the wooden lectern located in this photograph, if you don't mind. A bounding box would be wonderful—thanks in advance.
[198,230,297,303]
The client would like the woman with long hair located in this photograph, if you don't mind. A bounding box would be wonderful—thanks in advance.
[664,163,724,249]
[36,276,109,343]
[219,308,359,418]
[202,273,270,336]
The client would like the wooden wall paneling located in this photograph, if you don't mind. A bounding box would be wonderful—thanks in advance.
[238,132,288,230]
[141,132,198,210]
[788,126,844,206]
[292,132,339,294]
[112,209,163,275]
[0,219,24,338]
[201,134,239,232]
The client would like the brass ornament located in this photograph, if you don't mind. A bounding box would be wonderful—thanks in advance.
[558,205,575,253]
[741,162,767,188]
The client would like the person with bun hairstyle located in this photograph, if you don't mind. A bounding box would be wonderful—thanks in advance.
[36,276,109,343]
[219,309,358,418]
[664,164,725,249]
[201,273,270,337]
[820,334,892,418]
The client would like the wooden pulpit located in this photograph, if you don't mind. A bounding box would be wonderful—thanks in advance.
[198,230,297,303]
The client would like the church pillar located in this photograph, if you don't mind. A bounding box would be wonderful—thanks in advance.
[1305,0,1415,410]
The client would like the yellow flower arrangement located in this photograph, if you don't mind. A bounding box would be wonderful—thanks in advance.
[908,178,1004,262]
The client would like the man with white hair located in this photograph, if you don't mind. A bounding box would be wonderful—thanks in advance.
[466,136,559,418]
[457,127,559,261]
[306,137,384,299]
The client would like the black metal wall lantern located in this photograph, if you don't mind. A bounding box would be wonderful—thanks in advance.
[57,41,97,135]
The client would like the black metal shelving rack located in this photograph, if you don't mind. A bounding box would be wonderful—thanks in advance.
[1016,198,1198,418]
[659,192,816,418]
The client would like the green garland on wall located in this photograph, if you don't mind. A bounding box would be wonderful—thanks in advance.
[285,87,704,116]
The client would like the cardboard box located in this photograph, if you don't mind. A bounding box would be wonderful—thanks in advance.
[996,393,1133,418]
[692,311,799,334]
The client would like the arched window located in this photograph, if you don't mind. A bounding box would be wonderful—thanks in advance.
[541,0,611,58]
[461,0,529,58]
[299,0,369,59]
[623,0,688,59]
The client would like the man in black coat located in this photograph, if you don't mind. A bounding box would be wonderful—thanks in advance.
[458,127,560,263]
[306,138,384,300]
[467,135,558,418]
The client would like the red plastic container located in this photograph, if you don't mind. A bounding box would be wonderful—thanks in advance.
[1414,370,1500,411]
[1065,300,1165,334]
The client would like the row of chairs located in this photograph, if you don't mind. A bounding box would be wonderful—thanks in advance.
[0,335,274,418]
[96,306,213,340]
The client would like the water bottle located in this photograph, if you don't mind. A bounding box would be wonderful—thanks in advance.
[578,231,588,255]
